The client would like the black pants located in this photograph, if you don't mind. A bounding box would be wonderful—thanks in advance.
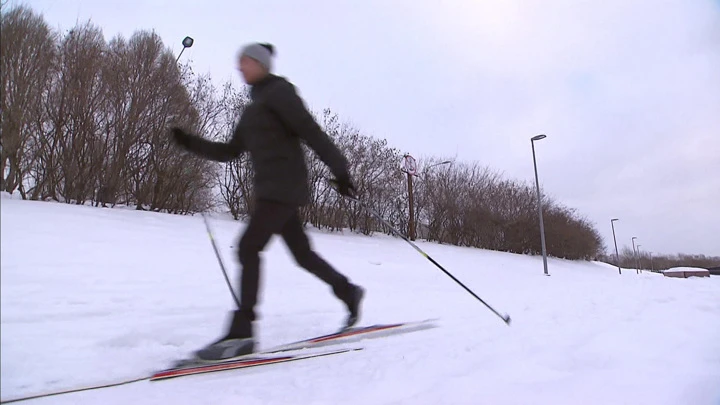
[226,199,354,338]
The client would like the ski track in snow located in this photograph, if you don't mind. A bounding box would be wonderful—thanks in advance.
[2,196,720,404]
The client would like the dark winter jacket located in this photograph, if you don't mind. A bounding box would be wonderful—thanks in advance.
[175,74,350,206]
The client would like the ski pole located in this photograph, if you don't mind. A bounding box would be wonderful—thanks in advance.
[201,213,241,308]
[328,179,511,326]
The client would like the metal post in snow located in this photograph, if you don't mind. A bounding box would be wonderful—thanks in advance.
[531,134,549,276]
[632,237,639,274]
[611,218,621,274]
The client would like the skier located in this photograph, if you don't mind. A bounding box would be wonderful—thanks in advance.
[169,42,364,362]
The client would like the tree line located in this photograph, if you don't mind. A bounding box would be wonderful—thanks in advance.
[2,3,628,262]
[599,248,720,272]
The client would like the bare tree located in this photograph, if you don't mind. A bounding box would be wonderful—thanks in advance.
[29,22,108,204]
[147,63,220,214]
[91,30,215,213]
[0,5,56,197]
[291,108,405,236]
[212,81,254,219]
[298,109,343,229]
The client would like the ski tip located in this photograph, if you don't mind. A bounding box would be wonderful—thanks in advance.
[503,314,511,325]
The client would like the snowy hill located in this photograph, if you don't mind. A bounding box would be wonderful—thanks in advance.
[2,197,719,405]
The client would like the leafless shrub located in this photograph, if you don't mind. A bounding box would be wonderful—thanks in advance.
[0,4,56,197]
[210,81,254,219]
[31,22,107,204]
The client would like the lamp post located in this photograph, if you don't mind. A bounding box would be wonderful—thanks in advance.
[531,134,549,276]
[631,236,639,274]
[637,244,643,273]
[611,218,621,274]
[649,252,654,272]
[175,36,194,63]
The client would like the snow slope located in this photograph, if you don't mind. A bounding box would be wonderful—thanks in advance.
[2,196,719,405]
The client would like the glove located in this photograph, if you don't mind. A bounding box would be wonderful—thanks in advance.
[331,174,356,198]
[169,127,193,150]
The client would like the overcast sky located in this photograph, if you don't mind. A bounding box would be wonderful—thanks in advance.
[16,0,720,257]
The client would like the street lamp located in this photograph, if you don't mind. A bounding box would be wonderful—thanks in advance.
[649,252,654,272]
[429,160,452,169]
[631,236,639,274]
[611,218,621,274]
[531,134,549,276]
[175,36,194,63]
[637,244,643,273]
[416,160,453,181]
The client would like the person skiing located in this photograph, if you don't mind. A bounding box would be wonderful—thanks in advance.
[169,42,364,362]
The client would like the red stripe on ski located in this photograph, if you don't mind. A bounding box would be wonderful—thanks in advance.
[308,323,403,343]
[150,348,361,381]
[267,319,438,352]
[151,355,294,380]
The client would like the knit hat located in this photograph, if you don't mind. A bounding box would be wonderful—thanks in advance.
[239,42,275,71]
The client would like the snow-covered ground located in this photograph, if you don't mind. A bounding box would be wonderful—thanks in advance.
[2,196,719,405]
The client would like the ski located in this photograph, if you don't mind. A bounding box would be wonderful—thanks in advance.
[266,318,439,352]
[153,318,437,381]
[150,347,361,381]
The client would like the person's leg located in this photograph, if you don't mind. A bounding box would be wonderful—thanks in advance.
[229,200,296,336]
[195,200,295,361]
[280,210,364,327]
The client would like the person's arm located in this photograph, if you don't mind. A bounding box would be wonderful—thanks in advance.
[265,80,349,180]
[170,124,244,162]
